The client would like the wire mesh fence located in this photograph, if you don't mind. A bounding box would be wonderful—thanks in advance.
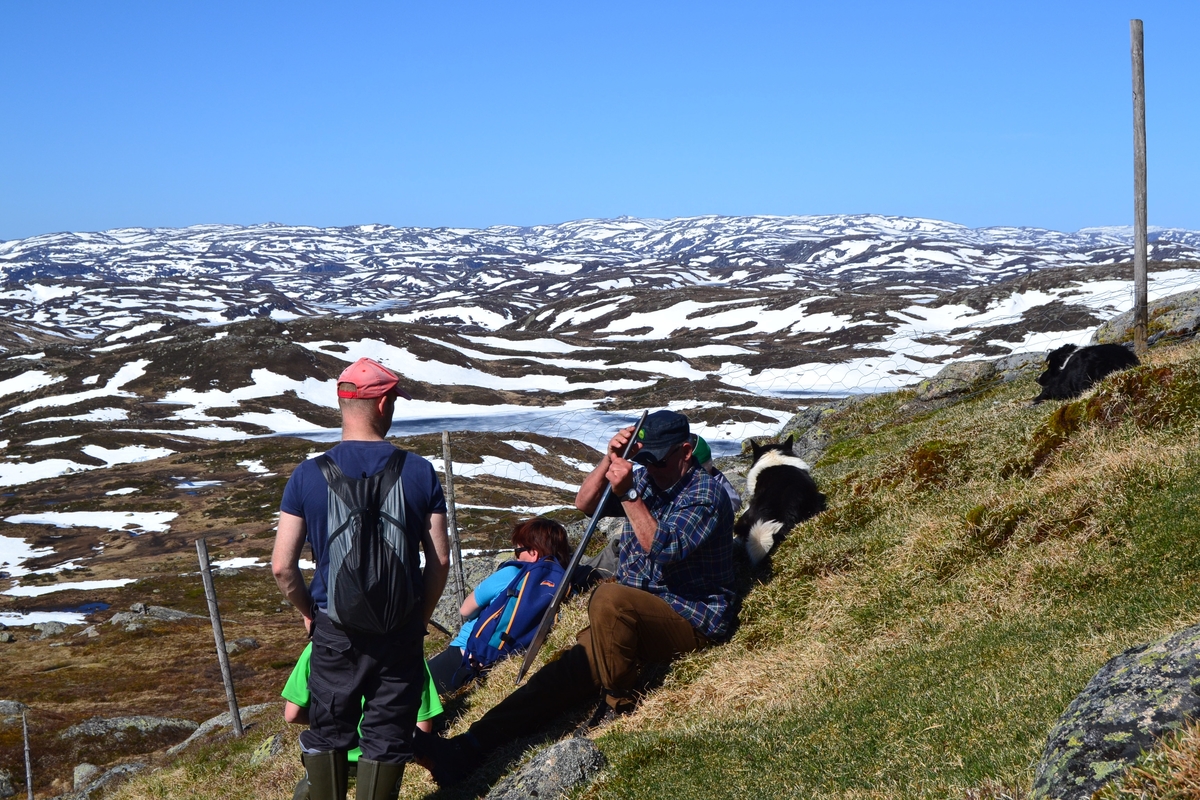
[396,265,1198,548]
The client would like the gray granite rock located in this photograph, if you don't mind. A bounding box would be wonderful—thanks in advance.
[34,621,67,639]
[0,768,14,799]
[249,732,286,767]
[484,738,606,800]
[914,359,997,401]
[73,763,100,789]
[431,551,510,636]
[166,702,274,754]
[1031,622,1200,800]
[227,636,259,655]
[60,715,198,744]
[1093,288,1200,345]
[109,604,203,631]
[51,762,148,800]
[0,701,28,716]
[995,351,1047,383]
[0,632,14,644]
[775,398,859,464]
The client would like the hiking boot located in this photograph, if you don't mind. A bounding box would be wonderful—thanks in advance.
[301,750,349,800]
[412,729,481,788]
[354,759,405,800]
[573,695,634,737]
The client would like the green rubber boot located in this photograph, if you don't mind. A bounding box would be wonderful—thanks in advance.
[301,750,349,800]
[354,759,405,800]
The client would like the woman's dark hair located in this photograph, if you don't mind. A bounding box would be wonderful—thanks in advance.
[511,517,571,568]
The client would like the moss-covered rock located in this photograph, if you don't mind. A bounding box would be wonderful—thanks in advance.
[1031,623,1200,800]
[914,359,997,401]
[1092,288,1200,345]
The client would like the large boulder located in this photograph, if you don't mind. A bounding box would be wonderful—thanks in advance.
[166,702,274,755]
[484,738,605,800]
[49,762,147,800]
[1092,288,1200,345]
[914,359,997,401]
[0,768,15,799]
[431,551,512,636]
[774,397,862,465]
[107,604,204,631]
[60,716,198,766]
[1031,623,1200,800]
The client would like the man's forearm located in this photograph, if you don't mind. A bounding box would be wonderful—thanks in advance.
[623,497,659,552]
[422,562,449,627]
[275,565,312,619]
[575,454,612,515]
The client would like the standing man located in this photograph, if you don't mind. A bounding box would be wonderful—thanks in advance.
[272,358,450,800]
[417,409,737,786]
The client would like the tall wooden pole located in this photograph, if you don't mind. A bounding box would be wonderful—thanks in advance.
[441,431,467,605]
[1131,19,1149,355]
[195,538,244,736]
[22,711,33,800]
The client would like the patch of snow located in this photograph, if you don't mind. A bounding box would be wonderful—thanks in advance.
[0,610,89,627]
[104,322,164,342]
[4,578,137,597]
[211,557,265,569]
[4,511,177,534]
[25,407,129,424]
[29,436,81,446]
[105,487,139,496]
[238,459,274,475]
[0,370,65,399]
[7,360,149,414]
[504,440,549,455]
[427,455,579,492]
[82,444,174,466]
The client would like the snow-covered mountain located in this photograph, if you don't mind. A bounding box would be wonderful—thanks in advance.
[3,214,1199,339]
[2,213,1199,622]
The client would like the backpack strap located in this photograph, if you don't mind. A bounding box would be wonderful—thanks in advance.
[317,449,409,539]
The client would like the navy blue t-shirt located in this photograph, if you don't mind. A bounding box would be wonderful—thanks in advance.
[280,440,447,610]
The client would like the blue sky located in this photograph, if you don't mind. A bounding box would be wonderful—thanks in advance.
[1,1,1196,240]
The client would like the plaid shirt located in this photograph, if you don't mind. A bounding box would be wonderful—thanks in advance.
[608,466,739,641]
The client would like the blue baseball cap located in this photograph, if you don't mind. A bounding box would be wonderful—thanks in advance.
[631,410,690,464]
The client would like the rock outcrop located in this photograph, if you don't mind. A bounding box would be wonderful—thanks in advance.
[1031,623,1200,800]
[166,702,274,755]
[107,603,205,631]
[1093,288,1200,345]
[484,738,605,800]
[914,359,997,401]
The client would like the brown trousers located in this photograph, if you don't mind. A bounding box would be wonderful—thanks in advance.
[468,583,706,752]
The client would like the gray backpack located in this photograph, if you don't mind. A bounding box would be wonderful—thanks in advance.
[317,450,419,635]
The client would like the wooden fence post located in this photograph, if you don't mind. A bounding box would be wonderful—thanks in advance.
[195,538,244,736]
[22,710,32,800]
[1131,18,1149,356]
[442,431,467,605]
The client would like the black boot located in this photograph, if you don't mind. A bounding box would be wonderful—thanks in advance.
[301,750,349,800]
[354,759,405,800]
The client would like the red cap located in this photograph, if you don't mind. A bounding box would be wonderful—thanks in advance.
[336,358,411,400]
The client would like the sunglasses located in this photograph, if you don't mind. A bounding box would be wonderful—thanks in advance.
[636,443,683,469]
[513,546,530,556]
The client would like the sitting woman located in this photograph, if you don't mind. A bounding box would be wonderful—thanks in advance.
[427,516,571,694]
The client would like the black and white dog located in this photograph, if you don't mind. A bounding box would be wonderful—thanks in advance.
[1033,343,1139,403]
[734,435,827,567]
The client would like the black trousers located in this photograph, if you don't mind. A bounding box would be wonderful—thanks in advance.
[300,610,425,763]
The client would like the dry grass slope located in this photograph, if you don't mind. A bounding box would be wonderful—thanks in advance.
[105,336,1200,800]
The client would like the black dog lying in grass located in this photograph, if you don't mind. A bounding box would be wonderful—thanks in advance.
[1033,343,1139,403]
[734,435,826,566]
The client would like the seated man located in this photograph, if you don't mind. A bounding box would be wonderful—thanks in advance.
[417,410,739,786]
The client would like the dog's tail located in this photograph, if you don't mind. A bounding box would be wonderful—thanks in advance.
[746,519,784,567]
